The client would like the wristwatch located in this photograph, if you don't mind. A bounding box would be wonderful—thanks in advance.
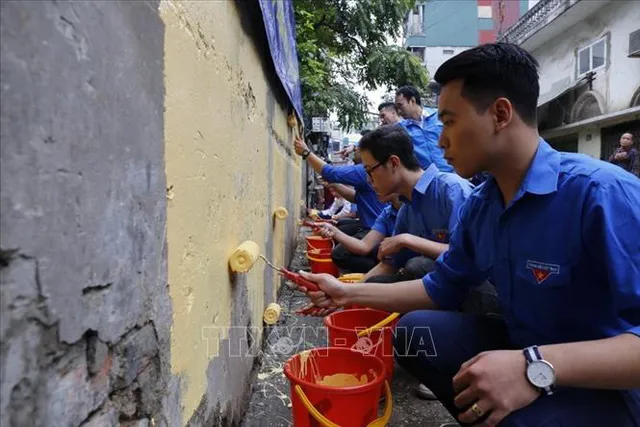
[523,345,555,395]
[301,149,311,159]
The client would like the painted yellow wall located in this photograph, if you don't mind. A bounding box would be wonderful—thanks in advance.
[160,0,302,423]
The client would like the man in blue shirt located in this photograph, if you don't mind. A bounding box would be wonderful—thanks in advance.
[395,85,454,172]
[312,195,402,275]
[294,137,386,231]
[297,43,640,426]
[355,126,476,285]
[294,136,387,272]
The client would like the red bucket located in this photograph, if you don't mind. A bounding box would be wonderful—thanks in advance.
[307,248,339,277]
[324,309,399,382]
[305,235,333,252]
[283,347,392,427]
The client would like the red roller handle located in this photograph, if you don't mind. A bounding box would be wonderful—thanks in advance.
[302,220,319,230]
[280,269,319,292]
[296,306,321,316]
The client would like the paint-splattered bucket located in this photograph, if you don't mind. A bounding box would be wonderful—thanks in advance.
[283,347,392,427]
[305,235,333,252]
[307,248,339,277]
[324,309,399,382]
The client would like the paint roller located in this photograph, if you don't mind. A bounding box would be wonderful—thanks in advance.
[228,240,261,273]
[228,241,319,292]
[263,302,282,325]
[274,206,289,220]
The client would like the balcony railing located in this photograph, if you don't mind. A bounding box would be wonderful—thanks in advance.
[404,15,423,37]
[499,0,577,45]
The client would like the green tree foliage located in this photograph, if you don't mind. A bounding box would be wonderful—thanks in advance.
[295,0,430,131]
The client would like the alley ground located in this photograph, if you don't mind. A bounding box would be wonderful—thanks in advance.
[242,230,457,426]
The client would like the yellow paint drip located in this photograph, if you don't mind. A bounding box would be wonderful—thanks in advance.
[298,350,321,383]
[316,373,368,387]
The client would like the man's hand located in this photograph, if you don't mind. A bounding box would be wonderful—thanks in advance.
[296,303,337,317]
[615,151,628,160]
[315,223,338,238]
[453,350,540,426]
[377,234,408,260]
[336,145,355,159]
[294,137,310,156]
[297,271,348,308]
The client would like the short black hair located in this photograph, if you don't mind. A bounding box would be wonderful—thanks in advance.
[434,42,539,126]
[378,102,398,112]
[358,125,421,171]
[360,129,372,136]
[395,86,422,106]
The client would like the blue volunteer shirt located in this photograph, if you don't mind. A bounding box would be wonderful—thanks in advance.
[371,205,399,237]
[321,164,387,229]
[390,164,474,268]
[424,140,640,347]
[398,109,454,172]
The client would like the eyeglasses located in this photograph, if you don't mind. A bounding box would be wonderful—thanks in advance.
[364,162,383,177]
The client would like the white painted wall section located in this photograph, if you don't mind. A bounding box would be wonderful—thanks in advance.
[533,1,640,113]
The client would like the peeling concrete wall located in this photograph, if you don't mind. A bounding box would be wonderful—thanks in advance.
[1,1,173,426]
[159,1,301,425]
[1,1,301,425]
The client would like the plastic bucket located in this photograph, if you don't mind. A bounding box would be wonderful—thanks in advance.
[307,248,339,277]
[283,347,392,427]
[324,309,399,382]
[306,235,333,252]
[338,273,365,283]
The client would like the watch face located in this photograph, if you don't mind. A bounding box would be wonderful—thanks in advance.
[527,360,555,388]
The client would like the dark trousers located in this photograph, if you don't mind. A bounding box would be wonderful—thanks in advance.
[336,218,364,236]
[394,311,640,426]
[367,256,501,317]
[331,229,377,273]
[366,255,437,282]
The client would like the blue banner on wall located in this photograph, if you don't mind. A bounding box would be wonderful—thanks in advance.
[258,0,304,121]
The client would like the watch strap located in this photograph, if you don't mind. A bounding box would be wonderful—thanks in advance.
[523,345,555,396]
[301,150,311,159]
[523,345,537,363]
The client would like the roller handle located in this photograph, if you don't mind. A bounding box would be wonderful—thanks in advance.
[301,220,320,230]
[296,306,321,316]
[280,269,319,292]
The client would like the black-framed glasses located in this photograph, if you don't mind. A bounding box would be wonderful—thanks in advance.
[364,162,383,177]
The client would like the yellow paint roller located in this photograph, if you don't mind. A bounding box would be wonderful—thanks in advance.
[274,206,289,220]
[228,240,261,273]
[263,303,282,325]
[287,113,298,128]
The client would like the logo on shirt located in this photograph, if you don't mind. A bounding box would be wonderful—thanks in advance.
[526,260,560,284]
[432,229,449,242]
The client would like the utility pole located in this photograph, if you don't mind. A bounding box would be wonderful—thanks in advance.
[497,0,506,38]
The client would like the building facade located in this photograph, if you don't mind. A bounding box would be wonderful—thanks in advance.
[500,0,640,159]
[404,0,531,80]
